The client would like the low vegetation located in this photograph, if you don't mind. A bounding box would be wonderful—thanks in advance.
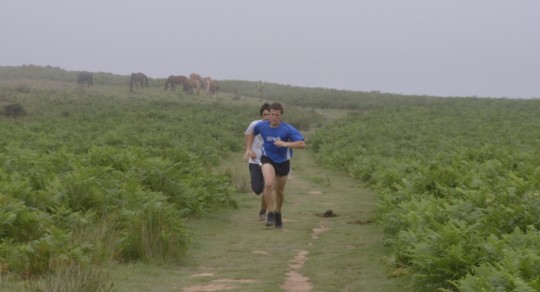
[310,97,540,291]
[2,65,538,291]
[219,79,443,110]
[0,66,325,290]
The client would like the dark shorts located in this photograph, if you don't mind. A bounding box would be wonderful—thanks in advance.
[261,156,290,177]
[249,163,264,195]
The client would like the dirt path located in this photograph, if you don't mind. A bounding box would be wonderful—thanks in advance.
[111,148,408,292]
[111,108,410,291]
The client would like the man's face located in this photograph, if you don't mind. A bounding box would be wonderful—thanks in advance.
[262,109,270,121]
[269,109,282,126]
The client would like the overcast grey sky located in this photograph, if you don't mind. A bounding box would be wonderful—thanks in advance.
[2,0,539,98]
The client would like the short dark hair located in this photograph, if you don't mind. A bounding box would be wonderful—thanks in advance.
[269,102,283,114]
[259,102,270,116]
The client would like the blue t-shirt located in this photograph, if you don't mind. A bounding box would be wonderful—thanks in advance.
[253,121,304,163]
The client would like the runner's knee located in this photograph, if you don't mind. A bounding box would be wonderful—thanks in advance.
[264,181,273,189]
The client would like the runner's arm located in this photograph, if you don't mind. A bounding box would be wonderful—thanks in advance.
[274,140,305,149]
[244,132,256,160]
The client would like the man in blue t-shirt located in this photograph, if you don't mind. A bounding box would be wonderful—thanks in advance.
[245,102,305,229]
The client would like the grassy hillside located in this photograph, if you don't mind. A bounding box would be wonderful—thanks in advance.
[3,65,538,291]
[0,65,325,290]
[309,96,540,290]
[219,79,457,110]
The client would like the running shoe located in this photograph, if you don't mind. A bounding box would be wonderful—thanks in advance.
[274,212,283,229]
[266,211,275,226]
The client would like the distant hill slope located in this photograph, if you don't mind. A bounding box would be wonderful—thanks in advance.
[1,65,459,111]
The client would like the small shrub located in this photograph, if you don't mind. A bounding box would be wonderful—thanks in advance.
[222,167,250,193]
[0,91,11,102]
[15,84,31,93]
[2,103,26,118]
[25,263,114,292]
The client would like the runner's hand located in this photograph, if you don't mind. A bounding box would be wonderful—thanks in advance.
[244,150,255,161]
[274,140,288,148]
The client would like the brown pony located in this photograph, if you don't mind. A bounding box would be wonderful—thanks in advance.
[130,73,148,91]
[208,80,219,96]
[187,73,204,95]
[164,75,187,91]
[183,78,201,95]
[77,71,93,87]
[189,73,204,84]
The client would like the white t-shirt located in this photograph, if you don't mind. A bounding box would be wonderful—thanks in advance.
[245,119,263,164]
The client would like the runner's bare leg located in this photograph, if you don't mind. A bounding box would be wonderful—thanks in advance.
[274,176,288,212]
[262,164,276,211]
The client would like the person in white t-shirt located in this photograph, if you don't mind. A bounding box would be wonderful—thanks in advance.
[246,102,305,229]
[243,103,271,221]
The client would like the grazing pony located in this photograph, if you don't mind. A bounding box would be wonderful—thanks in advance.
[208,80,219,96]
[130,72,148,91]
[183,78,201,95]
[203,77,212,96]
[77,71,93,87]
[164,75,187,91]
[186,73,204,95]
[204,78,219,97]
[189,73,204,84]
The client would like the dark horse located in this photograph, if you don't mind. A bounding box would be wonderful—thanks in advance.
[77,71,93,87]
[129,72,148,91]
[164,75,187,91]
